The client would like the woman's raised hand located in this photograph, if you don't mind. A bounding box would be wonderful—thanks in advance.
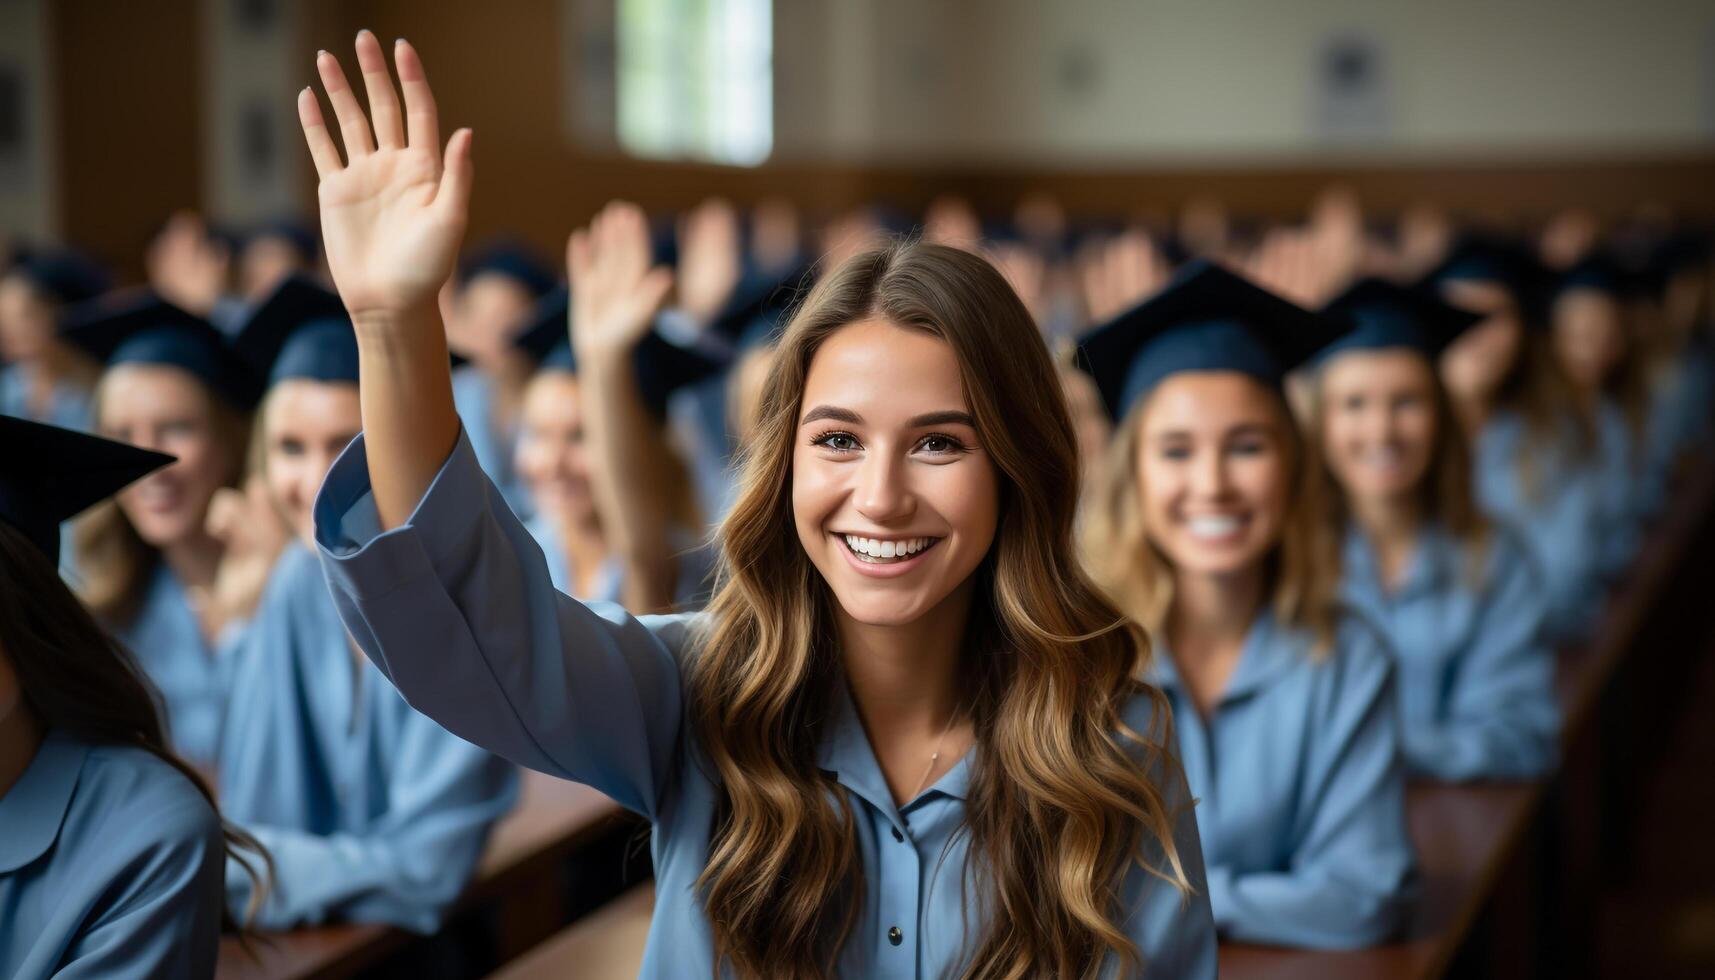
[299,32,472,321]
[568,202,674,359]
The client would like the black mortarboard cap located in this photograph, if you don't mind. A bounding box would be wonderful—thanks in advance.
[1319,277,1483,360]
[60,291,264,409]
[232,275,358,386]
[0,414,174,564]
[1077,260,1350,420]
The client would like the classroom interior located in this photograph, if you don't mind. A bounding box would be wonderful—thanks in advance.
[3,1,1715,978]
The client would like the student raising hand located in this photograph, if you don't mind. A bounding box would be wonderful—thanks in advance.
[300,33,470,318]
[568,203,684,613]
[297,32,469,528]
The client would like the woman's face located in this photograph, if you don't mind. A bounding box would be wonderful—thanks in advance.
[263,379,362,545]
[452,274,535,362]
[0,275,55,362]
[792,319,999,628]
[1318,350,1438,505]
[1552,290,1626,391]
[515,372,598,530]
[1437,280,1523,405]
[98,365,236,547]
[1136,372,1292,578]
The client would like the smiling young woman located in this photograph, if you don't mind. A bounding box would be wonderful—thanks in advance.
[1306,279,1558,783]
[1081,262,1417,950]
[295,33,1214,979]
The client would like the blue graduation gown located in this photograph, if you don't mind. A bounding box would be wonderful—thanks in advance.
[1339,523,1558,780]
[109,565,241,769]
[523,513,715,609]
[1472,409,1610,639]
[1645,349,1714,502]
[310,430,1218,978]
[1149,611,1418,949]
[0,730,224,979]
[449,365,529,516]
[0,364,93,431]
[218,543,520,933]
[1591,399,1647,573]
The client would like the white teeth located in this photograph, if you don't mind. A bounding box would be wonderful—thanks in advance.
[842,534,935,561]
[1185,515,1243,540]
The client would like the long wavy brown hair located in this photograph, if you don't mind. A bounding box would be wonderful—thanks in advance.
[1083,378,1342,649]
[687,241,1192,979]
[1303,351,1494,588]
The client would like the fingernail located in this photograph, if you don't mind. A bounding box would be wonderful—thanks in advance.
[358,28,373,39]
[394,37,406,47]
[316,49,327,57]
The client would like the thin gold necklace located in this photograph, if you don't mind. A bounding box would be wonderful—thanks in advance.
[907,700,965,802]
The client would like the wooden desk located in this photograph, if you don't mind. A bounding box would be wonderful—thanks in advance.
[216,771,627,980]
[489,883,656,980]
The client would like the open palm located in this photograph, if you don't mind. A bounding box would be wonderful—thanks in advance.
[299,33,471,318]
[568,202,674,358]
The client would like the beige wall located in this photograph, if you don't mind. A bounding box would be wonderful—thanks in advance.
[773,0,1715,164]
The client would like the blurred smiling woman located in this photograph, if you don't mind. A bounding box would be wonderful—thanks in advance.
[293,34,1214,979]
[1083,262,1418,950]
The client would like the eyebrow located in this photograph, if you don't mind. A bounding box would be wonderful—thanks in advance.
[798,405,978,429]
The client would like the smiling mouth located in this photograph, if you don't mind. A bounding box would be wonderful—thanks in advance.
[839,533,941,564]
[1183,515,1248,541]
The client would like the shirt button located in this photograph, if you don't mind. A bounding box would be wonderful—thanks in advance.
[888,926,903,946]
[891,827,904,842]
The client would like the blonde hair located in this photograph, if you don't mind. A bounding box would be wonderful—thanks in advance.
[1303,352,1494,589]
[688,241,1191,979]
[1083,378,1341,650]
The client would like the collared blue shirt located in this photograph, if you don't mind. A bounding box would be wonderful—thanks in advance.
[1148,609,1418,949]
[312,430,1218,978]
[218,542,520,933]
[0,730,225,979]
[1472,409,1611,639]
[109,564,242,769]
[1339,522,1558,780]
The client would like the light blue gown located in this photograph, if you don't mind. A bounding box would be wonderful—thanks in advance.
[523,513,715,609]
[1148,611,1418,949]
[109,565,241,770]
[311,431,1218,978]
[1339,523,1558,780]
[1472,410,1611,640]
[218,542,520,933]
[450,365,529,517]
[0,730,225,979]
[1645,349,1713,502]
[1591,399,1648,573]
[0,364,93,431]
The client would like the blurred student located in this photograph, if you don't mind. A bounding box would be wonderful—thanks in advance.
[513,218,716,610]
[1641,232,1715,480]
[1083,262,1417,949]
[1431,237,1619,638]
[0,415,269,980]
[63,294,269,768]
[217,276,518,932]
[447,242,555,514]
[0,249,108,429]
[1311,279,1557,781]
[237,218,320,304]
[291,35,1217,977]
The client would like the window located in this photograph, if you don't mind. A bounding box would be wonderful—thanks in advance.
[617,0,772,166]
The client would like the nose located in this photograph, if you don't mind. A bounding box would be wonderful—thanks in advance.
[1189,445,1229,499]
[853,449,915,525]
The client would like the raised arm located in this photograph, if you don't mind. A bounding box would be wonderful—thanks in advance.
[299,32,468,529]
[569,204,683,613]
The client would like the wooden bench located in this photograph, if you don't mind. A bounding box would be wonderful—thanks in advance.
[1223,456,1715,979]
[489,883,656,980]
[215,770,633,980]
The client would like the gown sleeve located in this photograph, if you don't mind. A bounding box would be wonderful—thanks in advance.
[1204,623,1418,949]
[313,428,699,820]
[1404,533,1559,780]
[55,769,225,979]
